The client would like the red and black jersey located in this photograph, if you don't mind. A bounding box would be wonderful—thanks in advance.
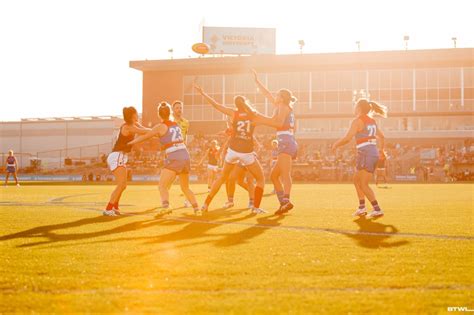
[112,124,135,153]
[208,147,219,166]
[228,111,255,153]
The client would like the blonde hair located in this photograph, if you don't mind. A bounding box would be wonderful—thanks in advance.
[356,98,388,118]
[8,150,13,155]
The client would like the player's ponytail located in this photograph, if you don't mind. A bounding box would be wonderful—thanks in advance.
[368,101,388,118]
[123,106,138,124]
[356,98,388,118]
[278,89,297,107]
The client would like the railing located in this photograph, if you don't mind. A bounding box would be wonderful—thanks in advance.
[1,143,112,172]
[35,143,112,170]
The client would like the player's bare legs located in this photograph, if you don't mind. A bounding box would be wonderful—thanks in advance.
[104,167,127,216]
[159,168,177,211]
[359,170,383,219]
[353,172,367,217]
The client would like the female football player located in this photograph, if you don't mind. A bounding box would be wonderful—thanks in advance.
[103,107,150,216]
[198,140,221,192]
[332,98,387,219]
[128,102,200,214]
[4,150,20,186]
[220,126,256,210]
[194,83,266,214]
[252,70,298,214]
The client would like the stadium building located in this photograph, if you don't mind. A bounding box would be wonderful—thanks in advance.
[131,48,473,144]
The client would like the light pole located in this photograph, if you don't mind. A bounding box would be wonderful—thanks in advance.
[168,48,174,59]
[451,37,457,48]
[404,35,410,51]
[355,41,361,52]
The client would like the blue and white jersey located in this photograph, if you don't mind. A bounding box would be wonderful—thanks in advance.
[160,120,190,161]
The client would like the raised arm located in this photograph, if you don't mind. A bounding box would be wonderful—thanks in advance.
[252,105,290,129]
[252,69,276,104]
[193,83,234,116]
[128,124,166,146]
[332,119,362,151]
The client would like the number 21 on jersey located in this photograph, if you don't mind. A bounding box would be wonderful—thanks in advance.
[236,120,251,136]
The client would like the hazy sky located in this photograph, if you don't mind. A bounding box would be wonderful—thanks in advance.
[1,0,472,121]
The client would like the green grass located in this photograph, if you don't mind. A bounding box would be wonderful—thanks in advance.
[0,184,472,314]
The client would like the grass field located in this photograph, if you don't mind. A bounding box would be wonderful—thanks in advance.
[0,183,472,314]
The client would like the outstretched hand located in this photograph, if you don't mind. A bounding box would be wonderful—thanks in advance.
[193,83,204,94]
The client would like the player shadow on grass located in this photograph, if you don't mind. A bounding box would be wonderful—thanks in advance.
[213,214,285,247]
[131,209,286,256]
[0,205,264,249]
[140,207,257,247]
[345,217,409,249]
[0,207,166,248]
[41,206,279,253]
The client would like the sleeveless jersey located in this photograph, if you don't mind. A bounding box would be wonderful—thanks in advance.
[6,156,16,166]
[355,115,377,150]
[160,120,186,154]
[208,147,219,166]
[228,111,255,153]
[276,105,295,132]
[112,125,135,153]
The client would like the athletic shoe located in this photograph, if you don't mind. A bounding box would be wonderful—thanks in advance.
[201,204,209,212]
[159,205,172,215]
[252,207,267,214]
[103,210,117,216]
[367,210,384,219]
[184,200,191,208]
[247,201,254,209]
[194,208,203,216]
[223,201,234,209]
[352,207,367,217]
[16,184,20,187]
[275,201,294,215]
